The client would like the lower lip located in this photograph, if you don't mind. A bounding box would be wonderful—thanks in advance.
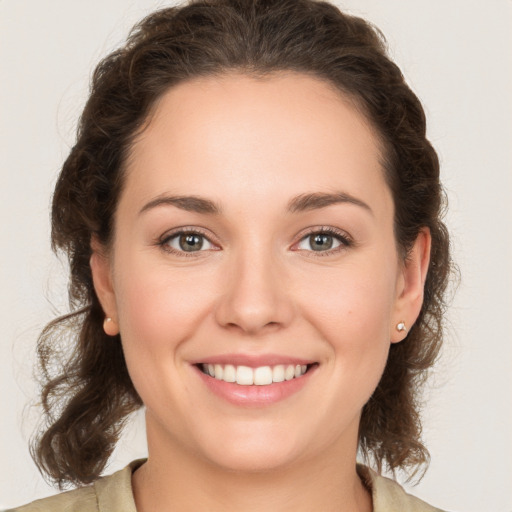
[194,365,316,406]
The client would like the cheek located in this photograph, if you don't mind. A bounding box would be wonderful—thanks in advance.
[112,258,220,418]
[115,261,217,351]
[299,259,398,345]
[297,254,399,402]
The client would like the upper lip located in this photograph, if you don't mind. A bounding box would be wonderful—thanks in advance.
[190,353,316,367]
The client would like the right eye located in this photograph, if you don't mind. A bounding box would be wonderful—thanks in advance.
[160,230,216,256]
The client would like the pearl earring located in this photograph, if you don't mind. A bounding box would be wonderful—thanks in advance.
[396,321,407,332]
[103,317,118,336]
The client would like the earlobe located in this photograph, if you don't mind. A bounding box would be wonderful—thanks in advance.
[391,228,431,343]
[90,237,119,336]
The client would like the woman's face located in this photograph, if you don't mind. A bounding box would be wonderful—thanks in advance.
[92,72,427,472]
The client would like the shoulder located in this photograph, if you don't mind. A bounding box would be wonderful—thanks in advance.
[8,460,144,512]
[7,485,97,512]
[357,465,447,512]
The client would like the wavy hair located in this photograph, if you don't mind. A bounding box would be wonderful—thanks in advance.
[31,0,453,488]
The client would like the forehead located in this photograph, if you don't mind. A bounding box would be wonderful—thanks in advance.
[123,72,390,217]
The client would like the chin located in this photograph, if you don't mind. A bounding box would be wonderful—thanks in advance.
[196,426,304,474]
[207,446,299,474]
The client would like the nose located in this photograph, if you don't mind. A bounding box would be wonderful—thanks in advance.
[214,246,295,336]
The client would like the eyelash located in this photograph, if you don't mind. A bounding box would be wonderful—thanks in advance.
[158,226,353,258]
[158,227,216,258]
[296,226,353,257]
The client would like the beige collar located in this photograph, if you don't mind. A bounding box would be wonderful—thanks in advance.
[93,460,443,512]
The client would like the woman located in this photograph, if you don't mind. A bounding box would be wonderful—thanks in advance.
[11,0,452,510]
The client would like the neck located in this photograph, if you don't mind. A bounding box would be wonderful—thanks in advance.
[132,428,372,512]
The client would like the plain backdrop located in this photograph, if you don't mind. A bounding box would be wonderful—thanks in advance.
[1,1,511,510]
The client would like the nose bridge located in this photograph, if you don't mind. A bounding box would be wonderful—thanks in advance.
[215,236,293,335]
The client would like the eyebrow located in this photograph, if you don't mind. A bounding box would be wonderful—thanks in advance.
[139,195,222,215]
[139,191,372,216]
[287,191,372,215]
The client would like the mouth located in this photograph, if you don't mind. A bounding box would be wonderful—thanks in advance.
[196,363,317,386]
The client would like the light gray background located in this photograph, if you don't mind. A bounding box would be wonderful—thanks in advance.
[1,1,511,510]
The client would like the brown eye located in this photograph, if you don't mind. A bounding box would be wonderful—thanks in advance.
[296,229,351,254]
[162,231,215,254]
[179,233,204,251]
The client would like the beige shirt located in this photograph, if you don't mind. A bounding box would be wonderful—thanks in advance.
[10,460,445,511]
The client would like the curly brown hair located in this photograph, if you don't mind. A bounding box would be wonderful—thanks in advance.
[31,0,452,488]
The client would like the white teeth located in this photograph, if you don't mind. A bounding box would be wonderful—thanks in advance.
[214,364,223,380]
[254,366,273,385]
[272,365,285,383]
[236,365,254,385]
[223,364,236,382]
[202,362,309,385]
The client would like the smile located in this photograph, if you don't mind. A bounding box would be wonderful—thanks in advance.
[199,363,309,386]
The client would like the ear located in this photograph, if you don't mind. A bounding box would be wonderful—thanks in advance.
[90,236,119,336]
[391,228,431,343]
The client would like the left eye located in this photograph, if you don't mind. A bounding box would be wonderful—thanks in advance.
[163,232,215,253]
[296,232,346,252]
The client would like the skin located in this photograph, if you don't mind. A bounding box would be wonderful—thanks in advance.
[91,72,430,511]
